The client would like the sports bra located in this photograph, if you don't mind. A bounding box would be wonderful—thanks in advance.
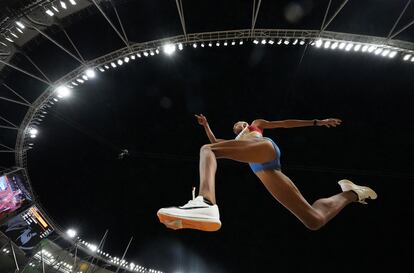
[235,124,263,140]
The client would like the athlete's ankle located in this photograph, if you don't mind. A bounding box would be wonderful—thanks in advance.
[202,196,214,205]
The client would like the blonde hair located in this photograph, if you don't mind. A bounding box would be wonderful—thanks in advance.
[233,121,248,129]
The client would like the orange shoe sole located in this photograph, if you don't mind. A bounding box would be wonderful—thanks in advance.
[157,212,221,232]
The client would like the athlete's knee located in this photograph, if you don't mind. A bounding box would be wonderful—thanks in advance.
[303,212,326,231]
[200,144,213,154]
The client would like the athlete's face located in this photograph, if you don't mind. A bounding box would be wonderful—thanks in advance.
[233,121,248,135]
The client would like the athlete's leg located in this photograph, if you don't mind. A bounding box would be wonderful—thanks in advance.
[256,170,357,230]
[199,139,276,204]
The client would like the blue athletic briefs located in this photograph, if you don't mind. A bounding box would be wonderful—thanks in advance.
[248,137,282,173]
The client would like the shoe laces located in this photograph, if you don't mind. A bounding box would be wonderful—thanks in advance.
[181,187,203,208]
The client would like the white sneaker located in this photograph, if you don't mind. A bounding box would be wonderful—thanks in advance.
[157,196,221,232]
[338,179,378,204]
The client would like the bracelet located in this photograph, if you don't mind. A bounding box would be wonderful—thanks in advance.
[313,119,317,126]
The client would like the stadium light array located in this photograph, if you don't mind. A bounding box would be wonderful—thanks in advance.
[389,51,397,58]
[310,38,410,61]
[163,43,176,55]
[55,85,71,98]
[16,21,25,29]
[88,244,98,252]
[368,45,376,53]
[66,228,77,238]
[60,1,67,9]
[52,5,59,13]
[403,54,411,61]
[45,9,54,16]
[85,69,96,78]
[345,43,353,51]
[315,39,323,48]
[29,128,38,135]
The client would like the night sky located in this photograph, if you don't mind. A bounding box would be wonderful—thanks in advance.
[1,1,414,273]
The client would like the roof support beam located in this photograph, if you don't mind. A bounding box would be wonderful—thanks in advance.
[90,0,131,51]
[390,18,414,40]
[175,0,188,41]
[109,0,130,47]
[60,26,86,63]
[0,59,50,85]
[0,143,14,151]
[321,0,349,32]
[2,83,31,105]
[25,19,84,65]
[0,96,32,107]
[251,0,262,36]
[387,0,411,39]
[320,0,332,32]
[115,237,133,273]
[19,52,52,84]
[0,115,18,128]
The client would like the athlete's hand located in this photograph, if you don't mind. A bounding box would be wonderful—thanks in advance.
[318,118,342,128]
[195,114,208,126]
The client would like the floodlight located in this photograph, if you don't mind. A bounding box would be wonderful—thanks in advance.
[85,69,96,78]
[163,44,176,55]
[16,21,25,29]
[315,39,322,48]
[66,229,77,238]
[56,85,71,98]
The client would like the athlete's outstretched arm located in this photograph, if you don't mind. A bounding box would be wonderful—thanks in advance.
[252,118,342,130]
[195,114,226,143]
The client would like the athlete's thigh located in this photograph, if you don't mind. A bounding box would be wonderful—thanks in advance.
[208,139,276,163]
[256,170,320,223]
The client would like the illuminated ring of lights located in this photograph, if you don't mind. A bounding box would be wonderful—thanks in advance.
[9,28,414,272]
[15,28,414,169]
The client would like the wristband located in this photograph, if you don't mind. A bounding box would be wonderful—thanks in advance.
[313,119,317,126]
